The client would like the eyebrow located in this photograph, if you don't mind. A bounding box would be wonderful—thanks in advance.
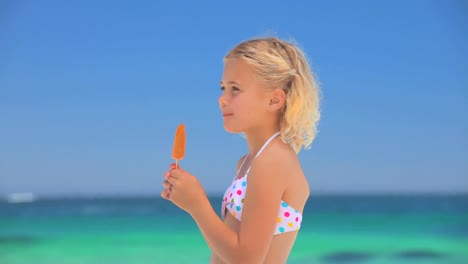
[220,81,240,85]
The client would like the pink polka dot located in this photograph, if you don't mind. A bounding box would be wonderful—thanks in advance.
[229,193,233,198]
[224,197,227,202]
[295,217,299,222]
[236,190,242,195]
[284,212,290,217]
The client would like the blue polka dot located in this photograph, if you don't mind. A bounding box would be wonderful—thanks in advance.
[230,204,233,208]
[281,202,288,207]
[242,181,247,187]
[295,209,298,213]
[279,227,285,233]
[236,206,241,211]
[233,184,236,189]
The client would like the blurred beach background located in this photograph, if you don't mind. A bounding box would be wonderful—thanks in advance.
[1,195,467,263]
[1,0,466,263]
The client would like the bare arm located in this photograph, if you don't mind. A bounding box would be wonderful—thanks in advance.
[192,153,287,264]
[209,155,247,263]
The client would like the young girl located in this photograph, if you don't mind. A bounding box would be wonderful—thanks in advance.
[162,36,321,263]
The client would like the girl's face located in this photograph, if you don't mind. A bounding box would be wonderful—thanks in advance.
[219,58,269,133]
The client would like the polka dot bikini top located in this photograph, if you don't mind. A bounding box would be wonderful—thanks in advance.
[221,131,303,235]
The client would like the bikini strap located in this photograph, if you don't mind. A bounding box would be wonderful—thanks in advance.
[235,154,249,178]
[254,131,281,159]
[245,131,281,176]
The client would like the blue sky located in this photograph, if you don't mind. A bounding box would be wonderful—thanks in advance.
[0,0,466,197]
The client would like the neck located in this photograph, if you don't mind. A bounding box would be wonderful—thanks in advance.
[243,126,281,158]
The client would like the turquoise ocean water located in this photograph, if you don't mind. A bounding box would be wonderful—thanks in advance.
[1,194,467,264]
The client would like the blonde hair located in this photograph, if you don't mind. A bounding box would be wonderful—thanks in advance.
[225,37,322,153]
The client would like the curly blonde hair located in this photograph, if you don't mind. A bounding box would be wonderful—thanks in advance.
[224,37,322,153]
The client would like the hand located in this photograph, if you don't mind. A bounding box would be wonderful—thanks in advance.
[161,163,208,214]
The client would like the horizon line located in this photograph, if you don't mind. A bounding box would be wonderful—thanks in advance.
[1,190,467,201]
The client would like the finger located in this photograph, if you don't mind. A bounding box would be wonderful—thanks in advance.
[169,168,180,179]
[166,176,177,185]
[161,189,171,200]
[170,163,183,171]
[170,167,188,180]
[164,171,171,180]
[162,180,172,189]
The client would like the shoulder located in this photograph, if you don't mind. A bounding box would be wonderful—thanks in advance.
[248,139,299,190]
[256,139,299,172]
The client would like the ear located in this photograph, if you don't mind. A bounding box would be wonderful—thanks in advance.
[268,89,286,112]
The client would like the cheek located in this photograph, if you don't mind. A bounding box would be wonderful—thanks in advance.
[244,99,261,115]
[232,97,261,121]
[233,99,250,116]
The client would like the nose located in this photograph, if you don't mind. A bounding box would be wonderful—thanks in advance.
[218,92,228,108]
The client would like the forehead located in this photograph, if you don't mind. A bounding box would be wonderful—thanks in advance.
[221,58,257,85]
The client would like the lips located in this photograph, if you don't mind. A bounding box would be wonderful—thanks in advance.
[223,113,233,117]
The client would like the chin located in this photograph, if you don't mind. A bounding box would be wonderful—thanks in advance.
[223,126,238,133]
[223,123,243,134]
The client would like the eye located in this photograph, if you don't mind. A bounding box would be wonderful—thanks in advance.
[220,85,240,93]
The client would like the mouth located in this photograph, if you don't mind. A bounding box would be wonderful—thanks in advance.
[223,113,233,117]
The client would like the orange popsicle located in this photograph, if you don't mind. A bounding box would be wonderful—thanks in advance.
[172,124,186,168]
